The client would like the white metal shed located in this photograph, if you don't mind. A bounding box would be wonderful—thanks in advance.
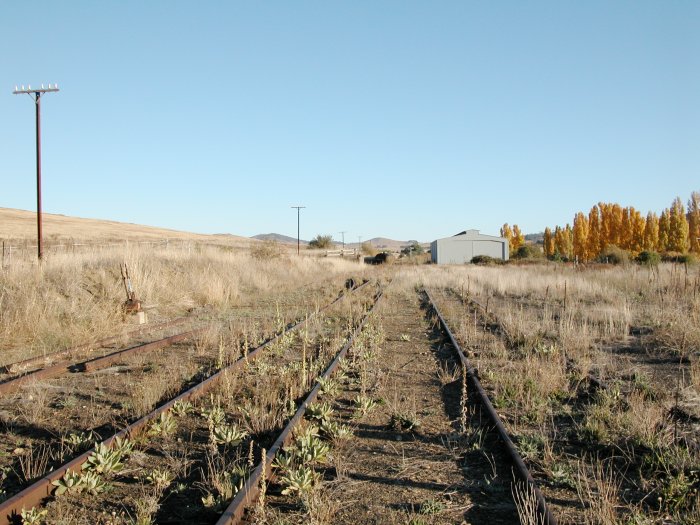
[430,230,509,264]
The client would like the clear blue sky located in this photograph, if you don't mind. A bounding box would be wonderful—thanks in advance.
[2,1,698,242]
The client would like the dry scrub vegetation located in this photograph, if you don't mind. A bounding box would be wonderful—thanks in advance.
[415,262,700,524]
[0,243,361,365]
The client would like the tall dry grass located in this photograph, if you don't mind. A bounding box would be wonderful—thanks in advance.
[0,244,361,365]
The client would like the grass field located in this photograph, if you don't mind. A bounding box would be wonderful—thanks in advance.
[1,210,698,524]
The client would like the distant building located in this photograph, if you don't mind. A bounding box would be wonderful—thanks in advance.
[430,230,509,264]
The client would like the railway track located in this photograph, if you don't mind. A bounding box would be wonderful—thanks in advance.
[231,284,554,524]
[424,289,557,525]
[0,316,190,375]
[0,280,375,523]
[430,285,700,523]
[215,287,386,524]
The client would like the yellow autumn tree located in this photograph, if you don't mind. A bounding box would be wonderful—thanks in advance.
[512,225,525,252]
[564,224,574,259]
[688,191,700,254]
[587,206,601,260]
[573,212,589,262]
[500,223,513,251]
[553,226,564,258]
[543,227,554,258]
[630,207,645,254]
[610,204,623,247]
[643,212,659,252]
[658,209,670,252]
[621,207,633,250]
[668,197,689,253]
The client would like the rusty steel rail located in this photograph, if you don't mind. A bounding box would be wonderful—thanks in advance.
[0,330,201,396]
[0,316,190,374]
[0,281,371,396]
[425,289,557,525]
[216,288,385,524]
[0,281,371,524]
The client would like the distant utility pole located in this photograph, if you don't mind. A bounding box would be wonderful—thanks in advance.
[339,231,347,252]
[13,83,60,261]
[291,206,305,255]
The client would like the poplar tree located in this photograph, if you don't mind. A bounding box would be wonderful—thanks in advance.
[500,224,513,252]
[688,191,700,254]
[658,209,670,252]
[553,226,565,258]
[563,224,574,260]
[587,206,601,260]
[599,203,616,249]
[621,207,632,250]
[543,227,554,258]
[573,212,589,262]
[643,212,659,251]
[610,204,623,247]
[630,207,645,254]
[668,197,689,253]
[512,225,525,252]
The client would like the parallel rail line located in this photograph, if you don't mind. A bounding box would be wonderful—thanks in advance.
[0,280,371,524]
[0,283,367,397]
[425,289,558,525]
[216,287,385,524]
[0,316,189,374]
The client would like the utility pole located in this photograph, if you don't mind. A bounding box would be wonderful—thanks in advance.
[13,83,60,261]
[339,231,347,254]
[291,206,305,255]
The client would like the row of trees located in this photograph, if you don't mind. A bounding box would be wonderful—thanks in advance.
[542,192,700,262]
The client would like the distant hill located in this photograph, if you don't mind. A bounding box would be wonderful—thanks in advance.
[252,233,308,245]
[252,233,430,251]
[525,232,544,243]
[346,237,430,252]
[0,207,250,247]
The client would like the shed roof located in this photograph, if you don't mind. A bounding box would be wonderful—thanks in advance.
[434,229,506,243]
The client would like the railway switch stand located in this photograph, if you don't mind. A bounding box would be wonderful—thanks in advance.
[120,263,144,322]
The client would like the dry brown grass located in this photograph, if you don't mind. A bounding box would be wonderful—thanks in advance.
[0,241,361,365]
[575,460,621,525]
[405,261,700,522]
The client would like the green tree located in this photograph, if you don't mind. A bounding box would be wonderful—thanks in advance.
[308,234,334,249]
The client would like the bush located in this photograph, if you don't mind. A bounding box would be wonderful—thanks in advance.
[549,252,567,263]
[596,245,631,265]
[636,251,661,266]
[361,242,377,256]
[662,253,698,265]
[374,252,395,265]
[401,242,424,256]
[514,244,540,259]
[308,235,333,249]
[471,255,502,265]
[251,240,284,260]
